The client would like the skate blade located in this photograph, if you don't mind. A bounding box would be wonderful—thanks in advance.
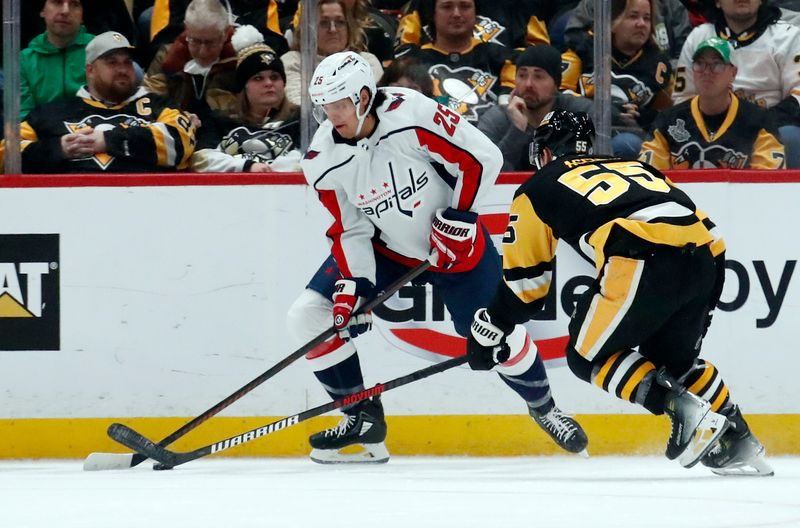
[710,448,774,477]
[578,449,589,459]
[678,410,729,468]
[310,442,390,464]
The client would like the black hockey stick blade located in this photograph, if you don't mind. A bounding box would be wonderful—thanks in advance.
[108,355,468,468]
[94,258,431,471]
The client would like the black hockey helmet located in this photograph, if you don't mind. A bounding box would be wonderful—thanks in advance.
[529,110,595,169]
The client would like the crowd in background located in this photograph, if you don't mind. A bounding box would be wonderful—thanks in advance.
[2,0,800,173]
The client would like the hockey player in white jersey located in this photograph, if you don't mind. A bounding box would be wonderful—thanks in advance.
[287,51,588,464]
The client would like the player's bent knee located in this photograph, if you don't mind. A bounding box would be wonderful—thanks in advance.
[565,345,593,383]
[286,288,333,344]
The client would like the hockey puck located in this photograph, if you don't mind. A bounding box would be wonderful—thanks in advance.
[153,462,174,471]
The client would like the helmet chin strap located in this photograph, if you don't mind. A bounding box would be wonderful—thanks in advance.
[353,90,374,137]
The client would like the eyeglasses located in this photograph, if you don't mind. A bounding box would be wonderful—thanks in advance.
[691,61,729,74]
[186,36,224,48]
[318,18,347,31]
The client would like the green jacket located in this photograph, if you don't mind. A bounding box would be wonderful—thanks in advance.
[20,26,94,120]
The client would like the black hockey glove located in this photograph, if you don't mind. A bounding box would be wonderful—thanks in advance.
[467,308,511,370]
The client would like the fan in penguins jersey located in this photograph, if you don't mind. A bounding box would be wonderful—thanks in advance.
[286,51,588,464]
[467,109,773,476]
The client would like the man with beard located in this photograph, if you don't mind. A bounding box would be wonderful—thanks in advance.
[18,32,197,174]
[477,45,594,171]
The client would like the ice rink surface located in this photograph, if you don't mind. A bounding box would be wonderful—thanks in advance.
[3,456,799,528]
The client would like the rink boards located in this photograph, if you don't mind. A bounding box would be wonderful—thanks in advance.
[0,170,798,458]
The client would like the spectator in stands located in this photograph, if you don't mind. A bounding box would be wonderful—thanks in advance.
[397,0,550,49]
[192,25,301,173]
[146,0,287,60]
[673,0,800,167]
[19,32,196,174]
[565,0,691,60]
[20,0,94,120]
[143,0,238,120]
[290,1,396,64]
[395,0,516,123]
[379,58,434,98]
[281,0,383,105]
[561,0,674,158]
[477,45,596,171]
[641,37,784,169]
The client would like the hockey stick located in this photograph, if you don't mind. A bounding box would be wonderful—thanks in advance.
[84,258,433,471]
[108,355,468,468]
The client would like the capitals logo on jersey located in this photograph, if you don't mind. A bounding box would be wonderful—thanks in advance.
[356,162,429,219]
[429,64,496,121]
[219,123,294,163]
[64,114,150,169]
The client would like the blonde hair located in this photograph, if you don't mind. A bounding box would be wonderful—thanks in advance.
[292,0,367,53]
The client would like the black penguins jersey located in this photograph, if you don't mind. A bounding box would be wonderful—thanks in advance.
[395,39,516,122]
[487,155,715,325]
[20,87,196,173]
[562,44,672,128]
[639,95,786,169]
[396,0,550,49]
[192,108,301,172]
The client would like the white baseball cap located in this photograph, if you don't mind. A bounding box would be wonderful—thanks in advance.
[85,31,135,65]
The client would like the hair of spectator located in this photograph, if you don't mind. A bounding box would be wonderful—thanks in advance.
[379,58,434,97]
[184,0,232,32]
[291,0,367,53]
[419,0,476,42]
[611,0,657,46]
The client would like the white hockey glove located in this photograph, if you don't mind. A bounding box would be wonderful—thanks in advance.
[467,308,511,370]
[332,278,374,341]
[429,207,478,269]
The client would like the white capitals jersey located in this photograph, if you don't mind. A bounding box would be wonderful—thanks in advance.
[301,87,502,284]
[673,21,800,109]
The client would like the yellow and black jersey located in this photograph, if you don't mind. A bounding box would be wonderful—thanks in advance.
[561,43,672,129]
[487,155,715,326]
[396,0,549,49]
[395,39,517,122]
[20,87,196,173]
[639,94,785,170]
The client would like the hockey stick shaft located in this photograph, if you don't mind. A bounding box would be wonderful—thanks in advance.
[95,258,431,470]
[108,355,468,467]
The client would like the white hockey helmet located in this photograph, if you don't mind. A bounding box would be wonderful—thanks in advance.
[309,52,376,134]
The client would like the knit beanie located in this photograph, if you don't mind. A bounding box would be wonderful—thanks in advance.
[516,45,562,88]
[231,25,285,90]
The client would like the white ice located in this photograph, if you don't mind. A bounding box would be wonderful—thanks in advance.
[3,456,799,528]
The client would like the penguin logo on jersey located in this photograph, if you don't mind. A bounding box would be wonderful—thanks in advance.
[474,16,505,44]
[220,124,294,163]
[674,142,749,169]
[64,114,150,169]
[429,64,496,121]
[581,73,654,107]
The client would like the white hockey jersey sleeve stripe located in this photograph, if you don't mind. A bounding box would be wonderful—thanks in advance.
[414,128,484,211]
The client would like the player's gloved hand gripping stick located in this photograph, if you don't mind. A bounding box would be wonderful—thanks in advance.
[84,256,434,471]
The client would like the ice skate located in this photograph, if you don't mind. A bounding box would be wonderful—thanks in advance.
[663,388,728,468]
[309,396,390,464]
[701,405,774,477]
[530,401,589,456]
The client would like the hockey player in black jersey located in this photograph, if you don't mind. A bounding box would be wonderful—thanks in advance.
[466,109,772,475]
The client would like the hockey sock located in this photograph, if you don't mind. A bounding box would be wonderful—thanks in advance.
[499,352,553,410]
[310,346,366,411]
[590,349,669,415]
[678,359,731,413]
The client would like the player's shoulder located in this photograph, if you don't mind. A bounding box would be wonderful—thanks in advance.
[301,122,353,185]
